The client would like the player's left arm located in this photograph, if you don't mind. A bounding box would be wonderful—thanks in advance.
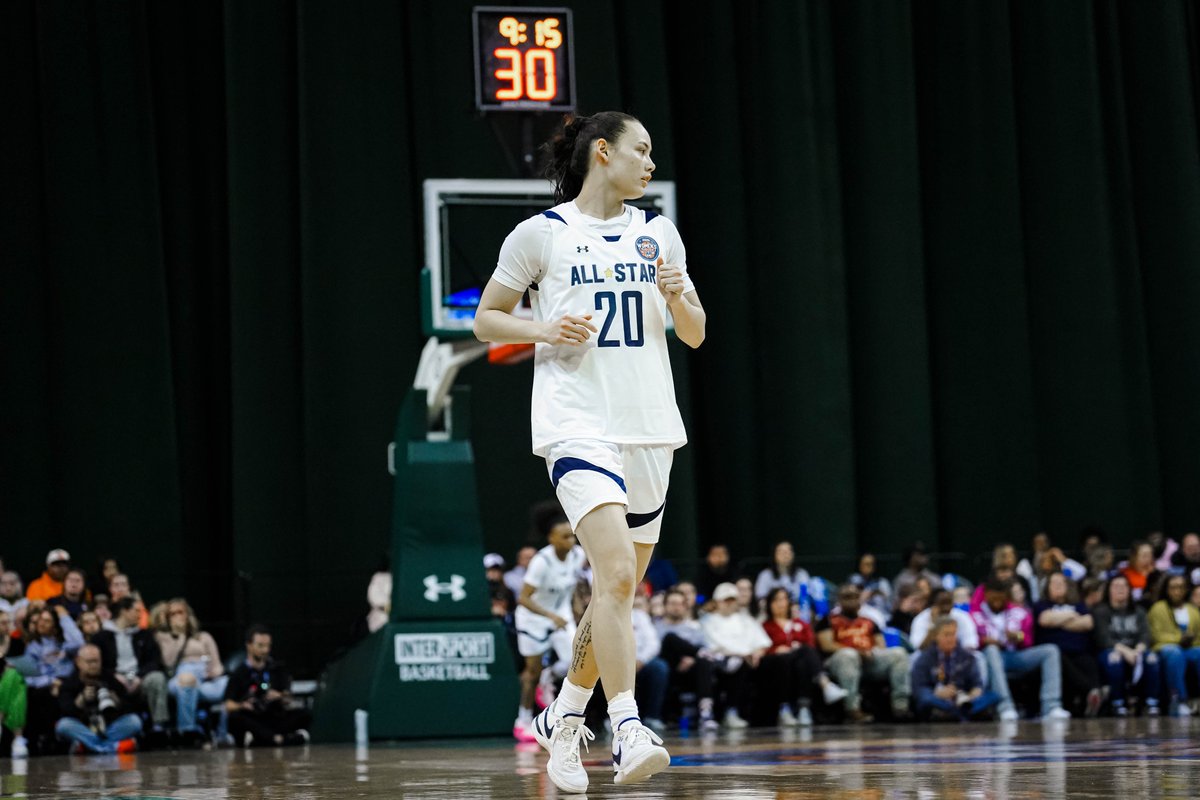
[664,285,705,349]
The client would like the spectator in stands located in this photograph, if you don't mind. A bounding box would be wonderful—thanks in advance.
[643,557,679,595]
[0,609,29,758]
[224,625,309,747]
[848,553,893,617]
[24,605,84,690]
[735,578,756,618]
[1147,573,1200,717]
[911,617,999,721]
[971,575,1070,721]
[365,557,391,634]
[700,583,770,728]
[1093,573,1158,716]
[55,644,142,754]
[761,587,845,726]
[1147,530,1178,571]
[1120,541,1160,605]
[676,581,700,617]
[26,550,71,603]
[108,574,149,629]
[1017,534,1086,604]
[1078,526,1108,562]
[754,541,810,605]
[78,611,114,669]
[485,554,516,616]
[1170,533,1200,588]
[1080,577,1104,610]
[157,598,228,736]
[1086,544,1116,581]
[893,542,940,597]
[504,546,538,599]
[47,568,90,620]
[656,589,720,730]
[910,589,979,652]
[1033,572,1101,716]
[888,583,927,637]
[647,591,665,623]
[88,557,120,602]
[1,572,28,648]
[818,584,912,723]
[695,544,737,602]
[986,544,1033,604]
[631,594,669,731]
[100,598,170,734]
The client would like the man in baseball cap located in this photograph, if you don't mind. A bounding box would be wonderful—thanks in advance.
[26,549,72,602]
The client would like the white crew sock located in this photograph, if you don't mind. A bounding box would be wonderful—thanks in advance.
[608,690,640,734]
[556,677,594,720]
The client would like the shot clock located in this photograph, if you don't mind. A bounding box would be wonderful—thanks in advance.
[473,7,575,111]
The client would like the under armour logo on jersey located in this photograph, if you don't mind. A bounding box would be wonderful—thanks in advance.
[423,574,467,602]
[576,245,589,253]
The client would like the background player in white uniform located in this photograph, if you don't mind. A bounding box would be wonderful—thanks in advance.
[513,504,586,741]
[475,111,706,792]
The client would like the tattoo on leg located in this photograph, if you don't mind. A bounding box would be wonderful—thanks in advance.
[571,620,592,674]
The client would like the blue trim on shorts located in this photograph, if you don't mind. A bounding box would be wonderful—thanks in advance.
[516,628,552,643]
[626,500,666,529]
[551,457,627,493]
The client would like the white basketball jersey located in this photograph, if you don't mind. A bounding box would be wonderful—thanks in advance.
[516,544,587,623]
[492,201,695,456]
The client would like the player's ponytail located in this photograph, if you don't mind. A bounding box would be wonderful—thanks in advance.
[542,111,639,204]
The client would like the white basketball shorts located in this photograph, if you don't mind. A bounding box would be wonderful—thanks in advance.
[545,439,673,545]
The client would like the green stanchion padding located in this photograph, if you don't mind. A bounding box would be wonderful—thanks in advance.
[312,385,520,741]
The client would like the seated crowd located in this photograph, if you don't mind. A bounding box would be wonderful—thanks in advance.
[488,527,1200,738]
[0,549,309,758]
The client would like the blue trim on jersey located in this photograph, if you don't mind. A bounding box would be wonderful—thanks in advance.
[645,210,659,223]
[626,500,666,529]
[543,210,567,224]
[551,457,627,492]
[603,234,621,242]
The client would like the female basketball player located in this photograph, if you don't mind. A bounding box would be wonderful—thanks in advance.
[474,111,705,792]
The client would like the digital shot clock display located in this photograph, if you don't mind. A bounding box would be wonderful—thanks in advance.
[473,7,576,111]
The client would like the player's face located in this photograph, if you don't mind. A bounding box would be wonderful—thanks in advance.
[603,122,655,201]
[548,521,575,553]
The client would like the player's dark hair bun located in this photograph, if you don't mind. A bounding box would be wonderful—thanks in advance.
[542,111,639,204]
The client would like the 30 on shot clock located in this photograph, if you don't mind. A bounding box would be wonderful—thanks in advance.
[473,6,575,111]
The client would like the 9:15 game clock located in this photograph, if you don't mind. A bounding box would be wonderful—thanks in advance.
[473,6,575,111]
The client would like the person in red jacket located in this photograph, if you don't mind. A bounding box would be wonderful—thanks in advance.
[760,587,846,726]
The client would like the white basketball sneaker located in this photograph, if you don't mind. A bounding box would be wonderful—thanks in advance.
[531,703,594,794]
[611,719,670,785]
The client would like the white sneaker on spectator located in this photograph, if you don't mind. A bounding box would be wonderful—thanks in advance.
[1173,700,1191,718]
[723,709,749,729]
[700,717,720,732]
[777,706,798,727]
[999,708,1020,722]
[1042,707,1071,721]
[797,706,814,727]
[612,720,670,785]
[822,681,848,705]
[11,736,28,758]
[532,702,594,794]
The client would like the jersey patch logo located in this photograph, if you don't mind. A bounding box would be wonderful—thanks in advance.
[635,236,659,261]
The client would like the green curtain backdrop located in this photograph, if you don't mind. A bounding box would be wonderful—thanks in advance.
[3,0,1199,672]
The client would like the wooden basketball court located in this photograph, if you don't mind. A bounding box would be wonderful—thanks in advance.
[4,718,1198,798]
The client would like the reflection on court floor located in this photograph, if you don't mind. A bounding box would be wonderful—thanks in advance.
[2,719,1200,799]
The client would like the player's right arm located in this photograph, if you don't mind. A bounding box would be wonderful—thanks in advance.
[517,583,567,629]
[473,216,597,346]
[473,279,596,346]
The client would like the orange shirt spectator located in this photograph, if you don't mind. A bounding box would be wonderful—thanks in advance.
[26,549,71,602]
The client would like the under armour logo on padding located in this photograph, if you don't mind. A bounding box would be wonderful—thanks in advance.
[423,574,467,602]
[577,246,588,253]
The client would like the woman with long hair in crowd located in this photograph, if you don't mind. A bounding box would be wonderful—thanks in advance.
[760,587,846,726]
[1093,573,1159,715]
[1148,573,1200,716]
[156,598,228,740]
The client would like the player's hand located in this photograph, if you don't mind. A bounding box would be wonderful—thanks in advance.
[655,257,686,305]
[544,314,597,345]
[550,615,568,630]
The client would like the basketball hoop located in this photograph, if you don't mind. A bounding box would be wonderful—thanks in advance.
[487,342,535,365]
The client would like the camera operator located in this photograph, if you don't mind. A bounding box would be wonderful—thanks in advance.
[224,625,309,747]
[56,644,142,753]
